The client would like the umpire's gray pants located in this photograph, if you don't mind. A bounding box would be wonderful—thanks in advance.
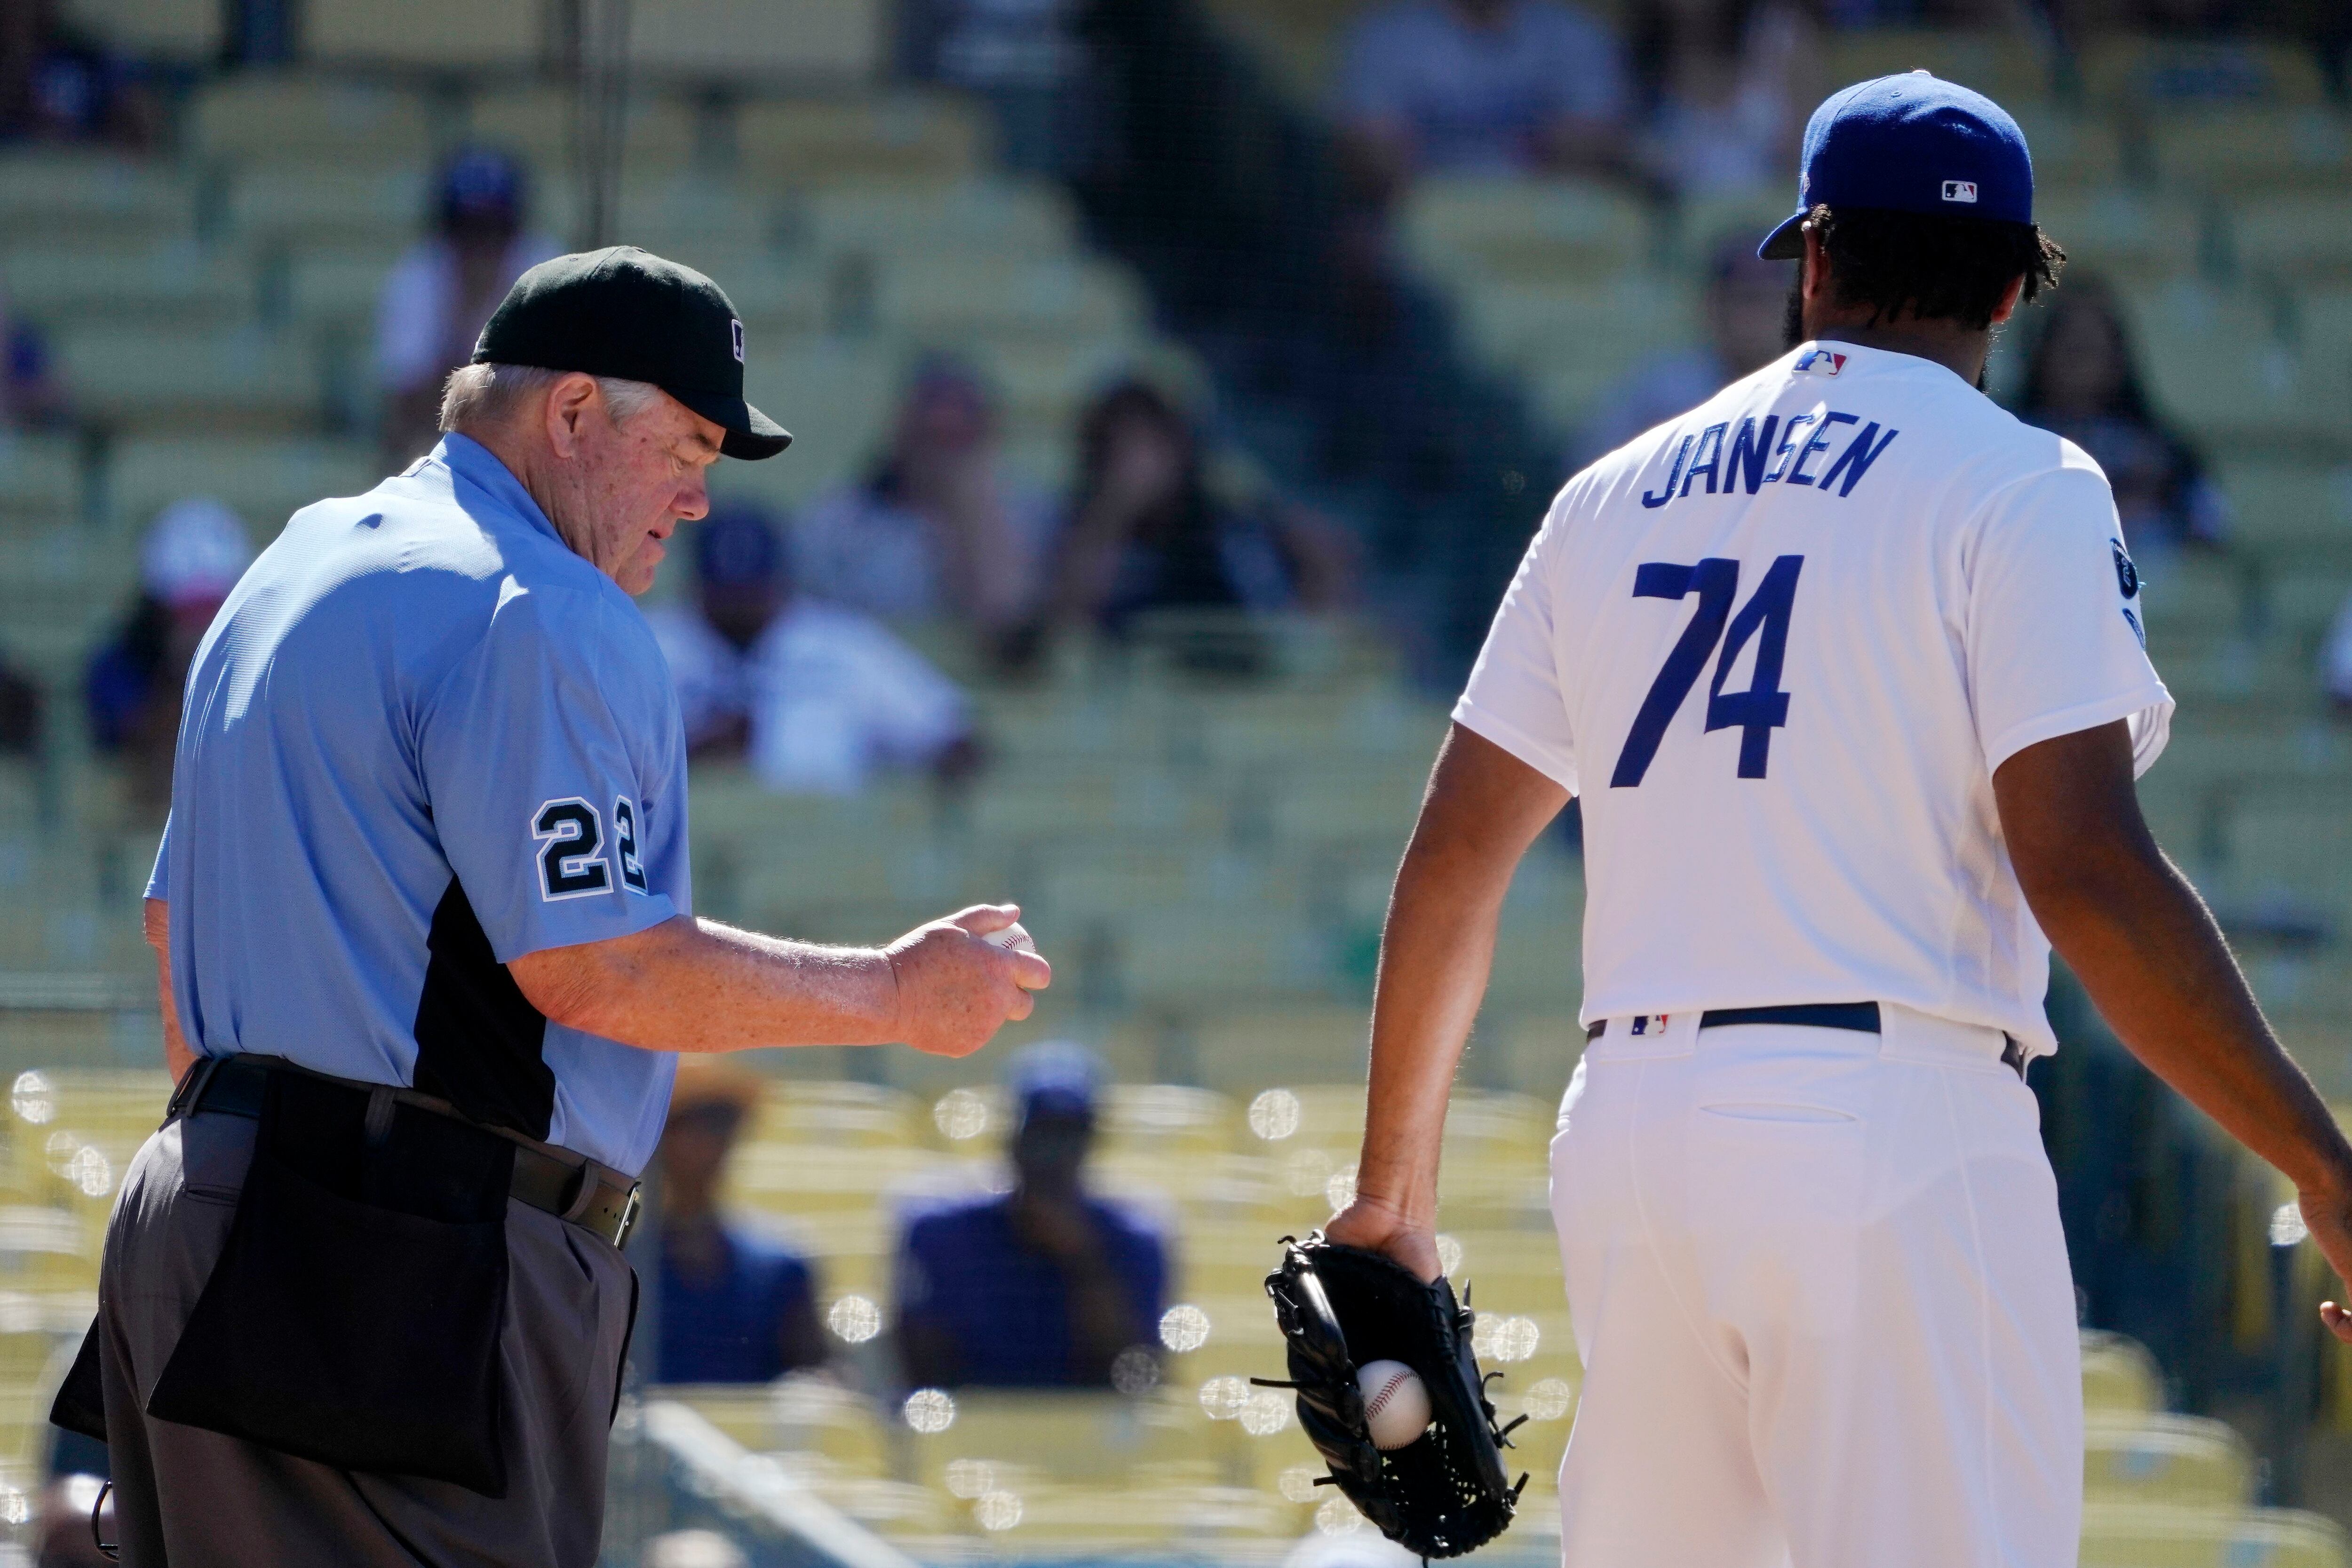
[95,1106,637,1567]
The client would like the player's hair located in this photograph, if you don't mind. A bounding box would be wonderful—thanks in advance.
[437,362,666,436]
[1803,204,2066,331]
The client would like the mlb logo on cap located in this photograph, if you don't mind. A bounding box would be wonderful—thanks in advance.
[1759,72,2034,260]
[730,318,745,363]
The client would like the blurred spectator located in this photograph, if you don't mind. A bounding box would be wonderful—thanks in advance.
[2016,279,2231,553]
[0,0,155,147]
[1041,378,1353,643]
[654,1062,828,1385]
[1628,0,1819,201]
[2323,594,2352,715]
[642,1532,748,1568]
[895,1044,1168,1389]
[0,286,65,430]
[1336,0,1629,194]
[376,148,561,470]
[792,358,1060,645]
[36,1472,111,1568]
[647,504,979,796]
[898,0,1096,175]
[87,500,252,813]
[1573,234,1792,466]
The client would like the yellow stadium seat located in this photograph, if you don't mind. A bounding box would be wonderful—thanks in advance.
[466,87,700,179]
[628,0,886,81]
[1819,28,2052,110]
[0,435,83,523]
[2234,195,2352,287]
[2217,461,2352,553]
[736,96,988,185]
[0,245,247,329]
[2080,1504,2348,1568]
[62,0,222,57]
[2007,107,2125,188]
[0,152,192,248]
[2084,1413,2253,1509]
[57,324,319,435]
[191,75,435,169]
[2080,35,2329,110]
[306,0,542,67]
[2035,190,2201,282]
[2153,106,2352,197]
[107,437,381,537]
[228,167,433,251]
[805,179,1081,263]
[1398,177,1650,289]
[2083,1329,2164,1416]
[2119,284,2350,454]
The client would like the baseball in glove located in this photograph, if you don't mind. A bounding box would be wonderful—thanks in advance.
[1258,1233,1527,1559]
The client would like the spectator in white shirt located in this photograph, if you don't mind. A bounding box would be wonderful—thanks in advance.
[1336,0,1630,196]
[649,505,980,797]
[375,148,562,470]
[791,356,1060,659]
[1573,233,1792,466]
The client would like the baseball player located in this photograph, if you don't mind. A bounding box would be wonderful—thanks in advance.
[89,247,1049,1567]
[1325,75,2352,1565]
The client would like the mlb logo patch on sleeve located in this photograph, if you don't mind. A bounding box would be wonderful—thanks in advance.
[1941,180,1979,203]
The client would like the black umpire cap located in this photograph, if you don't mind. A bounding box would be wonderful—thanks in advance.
[472,245,792,461]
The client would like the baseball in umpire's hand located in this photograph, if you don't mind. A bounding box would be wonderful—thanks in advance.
[885,904,1051,1058]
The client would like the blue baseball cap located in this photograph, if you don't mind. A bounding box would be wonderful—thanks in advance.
[1759,72,2034,261]
[1009,1040,1103,1124]
[693,503,782,588]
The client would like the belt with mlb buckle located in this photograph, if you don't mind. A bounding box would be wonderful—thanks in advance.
[1587,1002,2030,1080]
[175,1054,644,1249]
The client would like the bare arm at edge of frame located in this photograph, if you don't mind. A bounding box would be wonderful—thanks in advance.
[143,898,1051,1070]
[1324,724,1572,1281]
[1993,720,2352,1343]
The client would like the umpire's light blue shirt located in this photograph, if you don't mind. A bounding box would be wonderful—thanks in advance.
[147,434,687,1174]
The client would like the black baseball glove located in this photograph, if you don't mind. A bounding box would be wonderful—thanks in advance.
[1260,1233,1527,1559]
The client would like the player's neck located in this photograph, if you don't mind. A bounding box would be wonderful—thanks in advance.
[1801,309,1991,388]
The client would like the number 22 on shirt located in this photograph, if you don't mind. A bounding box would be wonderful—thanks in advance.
[1611,556,1804,788]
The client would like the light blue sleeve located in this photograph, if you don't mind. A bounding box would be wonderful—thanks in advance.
[144,815,170,902]
[419,582,683,963]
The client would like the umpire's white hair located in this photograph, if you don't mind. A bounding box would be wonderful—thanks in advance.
[437,362,666,436]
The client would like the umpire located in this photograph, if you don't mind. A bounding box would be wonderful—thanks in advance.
[75,247,1050,1566]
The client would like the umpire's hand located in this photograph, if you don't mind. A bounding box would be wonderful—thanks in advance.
[886,905,1052,1058]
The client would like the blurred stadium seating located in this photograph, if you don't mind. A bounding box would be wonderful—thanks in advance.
[0,0,2347,1560]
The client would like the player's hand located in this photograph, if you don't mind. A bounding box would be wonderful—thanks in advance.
[884,904,1050,1059]
[2300,1185,2352,1344]
[1324,1194,1443,1285]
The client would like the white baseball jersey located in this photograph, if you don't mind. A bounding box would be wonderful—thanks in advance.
[1456,340,2172,1050]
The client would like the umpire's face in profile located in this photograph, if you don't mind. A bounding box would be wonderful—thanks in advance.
[533,373,727,596]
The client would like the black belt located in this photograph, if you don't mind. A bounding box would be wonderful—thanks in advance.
[176,1055,643,1249]
[1587,1003,2029,1080]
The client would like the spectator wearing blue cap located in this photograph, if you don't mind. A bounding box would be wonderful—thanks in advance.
[894,1044,1170,1389]
[652,1060,828,1385]
[376,147,562,469]
[645,502,978,795]
[86,499,253,814]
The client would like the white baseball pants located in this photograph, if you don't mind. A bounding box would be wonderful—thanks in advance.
[1548,1005,2082,1568]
